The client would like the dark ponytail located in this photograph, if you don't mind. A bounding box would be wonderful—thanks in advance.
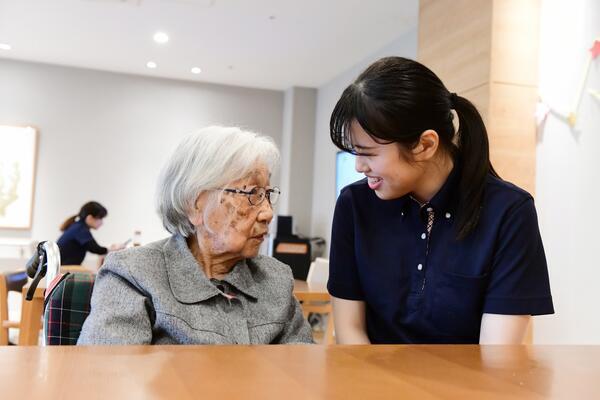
[59,201,108,231]
[59,215,78,232]
[452,95,499,239]
[330,56,498,240]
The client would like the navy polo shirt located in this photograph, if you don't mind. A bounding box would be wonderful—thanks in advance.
[57,220,107,265]
[328,167,554,344]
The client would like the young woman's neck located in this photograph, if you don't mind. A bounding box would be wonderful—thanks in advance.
[411,153,454,204]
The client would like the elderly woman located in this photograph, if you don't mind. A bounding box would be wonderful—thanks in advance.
[78,126,313,345]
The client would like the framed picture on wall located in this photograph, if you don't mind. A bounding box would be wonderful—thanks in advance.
[0,125,38,229]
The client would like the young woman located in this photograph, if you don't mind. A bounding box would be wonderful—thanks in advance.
[328,57,553,344]
[57,201,124,265]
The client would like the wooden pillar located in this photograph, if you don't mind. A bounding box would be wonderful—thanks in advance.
[418,0,540,343]
[418,0,540,195]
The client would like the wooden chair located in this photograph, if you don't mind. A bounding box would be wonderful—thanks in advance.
[295,291,335,345]
[1,270,28,345]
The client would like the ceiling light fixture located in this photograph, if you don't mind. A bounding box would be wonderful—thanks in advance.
[191,67,202,74]
[153,31,169,44]
[0,43,12,50]
[146,61,157,69]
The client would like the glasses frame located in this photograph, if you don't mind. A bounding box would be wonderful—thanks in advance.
[219,186,281,206]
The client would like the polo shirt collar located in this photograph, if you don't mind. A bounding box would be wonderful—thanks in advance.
[429,162,460,213]
[400,161,460,215]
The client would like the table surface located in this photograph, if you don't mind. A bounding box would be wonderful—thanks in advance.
[293,279,327,294]
[1,345,599,400]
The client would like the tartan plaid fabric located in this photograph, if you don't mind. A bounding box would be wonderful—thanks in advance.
[44,272,96,345]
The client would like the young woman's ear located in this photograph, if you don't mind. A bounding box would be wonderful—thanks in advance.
[412,129,439,161]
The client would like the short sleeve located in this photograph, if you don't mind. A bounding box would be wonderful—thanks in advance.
[483,198,554,315]
[327,187,364,300]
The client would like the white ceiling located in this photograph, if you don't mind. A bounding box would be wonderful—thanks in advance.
[0,0,418,90]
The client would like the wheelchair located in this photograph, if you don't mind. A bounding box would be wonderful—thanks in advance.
[25,241,95,345]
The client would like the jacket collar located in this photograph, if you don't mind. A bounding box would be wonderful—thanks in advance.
[163,234,259,304]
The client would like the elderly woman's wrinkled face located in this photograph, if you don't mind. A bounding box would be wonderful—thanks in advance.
[193,163,274,259]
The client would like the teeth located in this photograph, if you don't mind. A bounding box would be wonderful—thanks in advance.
[368,177,382,184]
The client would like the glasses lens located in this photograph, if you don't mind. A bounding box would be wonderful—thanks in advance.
[268,188,280,205]
[249,187,266,205]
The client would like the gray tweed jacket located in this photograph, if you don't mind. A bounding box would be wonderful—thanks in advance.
[77,234,313,345]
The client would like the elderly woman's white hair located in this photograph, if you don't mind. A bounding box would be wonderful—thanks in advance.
[156,126,280,237]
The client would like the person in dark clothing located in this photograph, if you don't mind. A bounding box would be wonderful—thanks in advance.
[328,57,553,345]
[57,201,124,265]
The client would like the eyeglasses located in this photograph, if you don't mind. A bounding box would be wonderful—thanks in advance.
[219,187,281,206]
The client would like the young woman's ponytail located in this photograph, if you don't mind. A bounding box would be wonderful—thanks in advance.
[59,215,78,232]
[452,94,499,239]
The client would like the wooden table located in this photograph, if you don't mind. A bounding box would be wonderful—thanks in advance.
[293,279,327,295]
[1,345,598,399]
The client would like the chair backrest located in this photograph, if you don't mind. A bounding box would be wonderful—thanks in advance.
[1,270,27,345]
[44,272,95,345]
[306,257,329,286]
[273,238,312,280]
[295,291,335,345]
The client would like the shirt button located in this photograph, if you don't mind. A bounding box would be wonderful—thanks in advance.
[417,263,423,271]
[445,212,451,219]
[426,207,433,212]
[421,233,426,239]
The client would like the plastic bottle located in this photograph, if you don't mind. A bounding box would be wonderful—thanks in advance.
[133,230,142,247]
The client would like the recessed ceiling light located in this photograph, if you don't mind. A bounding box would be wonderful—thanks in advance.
[146,61,157,69]
[153,31,169,44]
[191,67,202,74]
[0,43,11,50]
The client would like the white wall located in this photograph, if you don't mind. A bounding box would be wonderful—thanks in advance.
[533,0,600,344]
[280,87,317,236]
[0,58,284,265]
[310,27,419,252]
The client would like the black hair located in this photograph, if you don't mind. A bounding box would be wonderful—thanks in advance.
[330,56,498,239]
[60,201,108,231]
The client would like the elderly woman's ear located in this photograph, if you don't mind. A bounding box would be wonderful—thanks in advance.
[187,193,207,227]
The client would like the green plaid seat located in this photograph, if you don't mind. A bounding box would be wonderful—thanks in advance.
[43,272,96,345]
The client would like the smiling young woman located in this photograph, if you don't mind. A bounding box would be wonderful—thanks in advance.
[327,57,554,345]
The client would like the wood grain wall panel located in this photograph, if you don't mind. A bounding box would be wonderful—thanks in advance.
[419,0,541,344]
[491,0,541,86]
[419,0,539,196]
[418,0,493,93]
[488,83,538,194]
[460,83,490,124]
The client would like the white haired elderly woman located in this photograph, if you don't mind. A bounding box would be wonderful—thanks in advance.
[78,126,313,345]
